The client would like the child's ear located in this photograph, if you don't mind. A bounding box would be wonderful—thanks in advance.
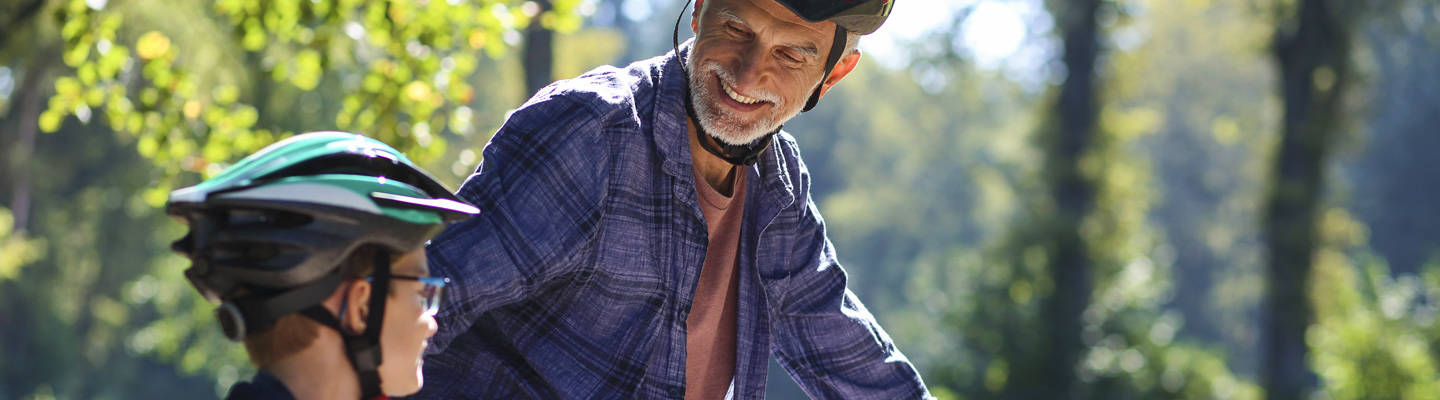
[342,280,371,334]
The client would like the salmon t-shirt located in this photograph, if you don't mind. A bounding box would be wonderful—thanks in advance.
[684,166,746,399]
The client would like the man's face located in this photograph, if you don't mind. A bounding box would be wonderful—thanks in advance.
[688,0,841,145]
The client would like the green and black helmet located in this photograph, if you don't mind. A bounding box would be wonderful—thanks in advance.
[166,131,478,340]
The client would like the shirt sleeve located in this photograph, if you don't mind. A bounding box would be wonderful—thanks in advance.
[424,96,611,354]
[768,195,935,399]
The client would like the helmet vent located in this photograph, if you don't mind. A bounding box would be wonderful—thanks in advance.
[223,208,313,229]
[210,242,281,263]
[261,153,435,192]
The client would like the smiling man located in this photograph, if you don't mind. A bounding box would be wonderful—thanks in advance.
[412,0,932,398]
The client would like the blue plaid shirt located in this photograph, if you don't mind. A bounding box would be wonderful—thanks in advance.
[413,41,932,399]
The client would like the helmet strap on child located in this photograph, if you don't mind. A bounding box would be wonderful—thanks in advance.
[298,250,390,400]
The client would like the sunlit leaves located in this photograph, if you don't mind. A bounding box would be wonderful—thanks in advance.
[1306,209,1440,400]
[134,31,172,60]
[45,0,580,201]
[0,208,46,282]
[29,0,579,394]
[289,49,324,90]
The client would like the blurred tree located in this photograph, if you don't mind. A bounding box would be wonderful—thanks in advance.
[2,53,50,234]
[0,119,225,398]
[1113,0,1277,379]
[1,0,60,234]
[1307,1,1440,399]
[1038,0,1105,396]
[913,1,1264,398]
[1348,0,1440,277]
[1262,0,1362,398]
[778,54,1038,400]
[0,0,48,48]
[523,0,556,95]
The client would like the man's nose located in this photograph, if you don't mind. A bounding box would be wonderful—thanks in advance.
[732,44,772,89]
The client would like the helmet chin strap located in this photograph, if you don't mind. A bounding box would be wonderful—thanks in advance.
[805,24,849,112]
[297,250,390,400]
[671,0,850,166]
[683,87,779,166]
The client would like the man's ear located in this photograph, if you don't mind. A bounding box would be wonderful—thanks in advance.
[342,280,371,334]
[816,49,862,100]
[691,0,704,33]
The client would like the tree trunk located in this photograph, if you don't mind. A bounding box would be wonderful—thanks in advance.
[522,0,555,96]
[1040,0,1103,398]
[1264,0,1354,398]
[7,54,55,232]
[0,0,48,50]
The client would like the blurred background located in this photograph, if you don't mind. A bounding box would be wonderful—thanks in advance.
[2,0,1438,398]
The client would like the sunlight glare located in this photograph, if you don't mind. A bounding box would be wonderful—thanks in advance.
[962,1,1027,69]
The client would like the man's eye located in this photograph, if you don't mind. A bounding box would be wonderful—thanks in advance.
[779,51,804,65]
[726,23,747,36]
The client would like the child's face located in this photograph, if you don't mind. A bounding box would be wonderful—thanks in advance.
[377,248,439,396]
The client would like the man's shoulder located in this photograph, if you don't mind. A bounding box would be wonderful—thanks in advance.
[487,54,675,174]
[514,56,666,130]
[471,57,674,194]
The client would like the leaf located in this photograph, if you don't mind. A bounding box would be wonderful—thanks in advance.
[135,31,172,60]
[291,49,323,90]
[38,110,63,132]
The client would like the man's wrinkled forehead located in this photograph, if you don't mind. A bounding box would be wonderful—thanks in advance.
[703,0,833,48]
[713,7,821,58]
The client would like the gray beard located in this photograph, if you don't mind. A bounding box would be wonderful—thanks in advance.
[686,58,801,146]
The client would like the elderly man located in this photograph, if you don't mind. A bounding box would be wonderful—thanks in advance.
[414,0,932,398]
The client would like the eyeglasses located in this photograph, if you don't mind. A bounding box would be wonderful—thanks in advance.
[366,275,449,316]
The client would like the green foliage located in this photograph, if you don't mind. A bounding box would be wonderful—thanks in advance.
[899,0,1267,397]
[1113,0,1277,367]
[1308,209,1440,399]
[785,14,1262,394]
[0,121,224,398]
[44,0,582,204]
[3,0,579,397]
[789,56,1044,394]
[0,207,45,282]
[917,90,1260,398]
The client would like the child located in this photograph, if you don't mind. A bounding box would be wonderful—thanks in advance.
[166,132,478,400]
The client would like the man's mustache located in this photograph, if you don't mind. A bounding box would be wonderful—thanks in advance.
[702,62,782,105]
